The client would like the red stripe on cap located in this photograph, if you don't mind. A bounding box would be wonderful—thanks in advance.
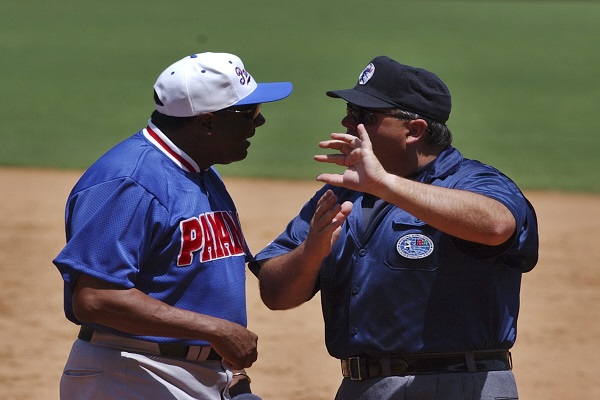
[146,125,198,173]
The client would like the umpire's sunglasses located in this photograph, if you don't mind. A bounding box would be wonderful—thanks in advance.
[346,103,412,125]
[220,104,261,119]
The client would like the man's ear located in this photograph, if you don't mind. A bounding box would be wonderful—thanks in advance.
[405,119,428,143]
[195,112,213,131]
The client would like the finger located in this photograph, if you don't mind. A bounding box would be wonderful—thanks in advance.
[314,195,342,223]
[324,201,353,242]
[318,140,354,155]
[329,132,360,142]
[313,194,345,229]
[317,202,342,223]
[339,201,353,215]
[317,209,346,236]
[316,189,336,208]
[356,124,372,149]
[332,202,353,226]
[223,354,255,370]
[327,202,354,241]
[318,138,345,147]
[222,359,235,369]
[322,131,362,145]
[315,173,345,187]
[331,132,362,147]
[314,153,347,166]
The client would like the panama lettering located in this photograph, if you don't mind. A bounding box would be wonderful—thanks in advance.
[178,211,245,266]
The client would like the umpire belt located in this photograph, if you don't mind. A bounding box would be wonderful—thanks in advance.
[78,326,222,362]
[341,351,512,380]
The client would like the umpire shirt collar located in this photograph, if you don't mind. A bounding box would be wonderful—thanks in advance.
[409,146,462,184]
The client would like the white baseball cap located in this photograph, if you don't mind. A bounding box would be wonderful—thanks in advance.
[153,52,293,117]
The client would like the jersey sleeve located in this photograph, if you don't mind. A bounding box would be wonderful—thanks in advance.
[447,162,539,272]
[54,177,168,291]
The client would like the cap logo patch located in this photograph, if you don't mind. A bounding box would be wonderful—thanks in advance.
[358,63,375,85]
[396,234,434,259]
[235,66,252,86]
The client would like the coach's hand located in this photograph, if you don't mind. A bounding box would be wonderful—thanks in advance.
[209,320,258,370]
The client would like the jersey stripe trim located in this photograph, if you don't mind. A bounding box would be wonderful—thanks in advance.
[144,122,200,173]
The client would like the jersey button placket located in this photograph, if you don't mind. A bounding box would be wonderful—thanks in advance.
[349,248,367,338]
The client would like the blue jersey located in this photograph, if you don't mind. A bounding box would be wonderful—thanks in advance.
[53,121,250,346]
[254,146,538,359]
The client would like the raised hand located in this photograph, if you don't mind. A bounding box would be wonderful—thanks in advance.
[314,124,387,194]
[305,189,353,260]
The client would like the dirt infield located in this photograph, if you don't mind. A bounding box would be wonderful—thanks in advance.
[0,167,598,399]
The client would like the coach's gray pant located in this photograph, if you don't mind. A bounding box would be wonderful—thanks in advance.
[61,339,232,399]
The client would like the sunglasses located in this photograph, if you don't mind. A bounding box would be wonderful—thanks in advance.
[346,103,411,125]
[220,104,262,119]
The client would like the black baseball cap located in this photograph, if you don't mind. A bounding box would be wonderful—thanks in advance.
[326,56,452,123]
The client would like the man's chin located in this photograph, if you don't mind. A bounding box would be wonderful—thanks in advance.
[218,153,248,166]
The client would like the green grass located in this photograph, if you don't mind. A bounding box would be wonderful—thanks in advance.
[1,1,599,192]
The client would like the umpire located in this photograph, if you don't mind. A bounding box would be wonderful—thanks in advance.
[252,56,538,400]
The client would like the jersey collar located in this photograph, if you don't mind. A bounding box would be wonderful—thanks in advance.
[411,146,462,184]
[143,120,201,173]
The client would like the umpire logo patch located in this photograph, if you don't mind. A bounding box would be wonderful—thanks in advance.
[396,234,434,259]
[358,63,375,85]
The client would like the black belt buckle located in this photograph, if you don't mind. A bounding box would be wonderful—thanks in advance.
[389,357,409,375]
[348,357,363,380]
[158,343,189,358]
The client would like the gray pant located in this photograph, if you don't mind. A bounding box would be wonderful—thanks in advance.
[334,370,518,400]
[61,339,232,399]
